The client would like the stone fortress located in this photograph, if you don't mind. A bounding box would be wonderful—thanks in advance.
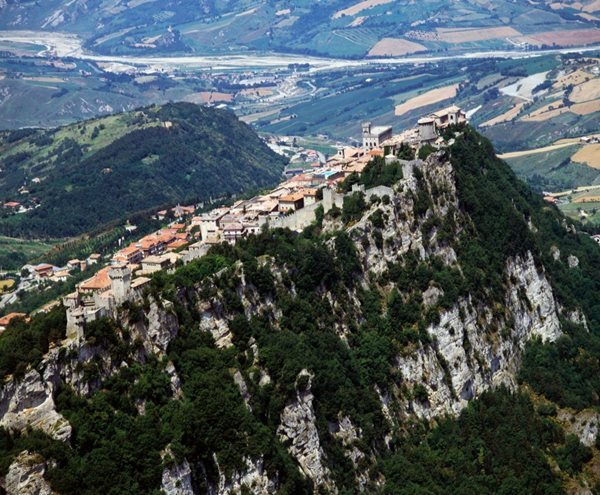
[63,264,151,340]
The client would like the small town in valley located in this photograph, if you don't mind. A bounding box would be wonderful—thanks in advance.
[0,106,467,333]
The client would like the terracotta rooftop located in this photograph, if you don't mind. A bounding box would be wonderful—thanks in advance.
[0,312,27,328]
[35,263,54,271]
[280,192,305,203]
[79,267,111,292]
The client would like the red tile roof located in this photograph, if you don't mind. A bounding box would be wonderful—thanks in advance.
[0,312,27,328]
[79,267,111,291]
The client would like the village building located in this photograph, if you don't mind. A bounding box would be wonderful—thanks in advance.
[362,122,393,150]
[198,207,230,241]
[3,201,21,210]
[284,173,316,189]
[67,259,81,270]
[87,253,101,265]
[431,105,466,129]
[302,188,320,206]
[222,223,245,244]
[173,204,195,218]
[416,106,467,143]
[279,192,305,212]
[112,245,144,265]
[335,146,365,161]
[64,264,151,338]
[166,238,189,251]
[34,263,55,280]
[341,159,370,177]
[181,241,210,263]
[0,313,28,332]
[141,255,172,274]
[417,116,438,143]
[51,269,71,283]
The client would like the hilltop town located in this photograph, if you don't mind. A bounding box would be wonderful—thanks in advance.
[1,106,467,333]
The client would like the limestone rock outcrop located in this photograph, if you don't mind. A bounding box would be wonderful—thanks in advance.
[1,451,55,495]
[278,370,337,493]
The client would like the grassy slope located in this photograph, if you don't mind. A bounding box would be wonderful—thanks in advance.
[504,144,600,192]
[0,236,57,271]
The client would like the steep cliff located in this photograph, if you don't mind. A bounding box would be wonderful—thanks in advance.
[1,126,599,494]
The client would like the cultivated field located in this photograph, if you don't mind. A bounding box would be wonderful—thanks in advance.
[519,28,600,47]
[498,142,580,159]
[0,280,15,292]
[522,102,569,122]
[436,26,521,43]
[572,144,600,168]
[522,98,600,121]
[572,99,600,115]
[368,38,427,57]
[551,0,600,12]
[554,69,590,89]
[585,0,600,12]
[395,83,459,116]
[480,102,525,127]
[571,79,600,103]
[573,194,600,203]
[332,0,393,19]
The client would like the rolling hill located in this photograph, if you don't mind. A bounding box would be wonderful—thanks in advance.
[1,0,600,58]
[0,102,287,238]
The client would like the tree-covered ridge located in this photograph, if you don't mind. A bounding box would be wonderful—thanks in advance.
[0,126,599,492]
[0,102,287,238]
[447,127,600,412]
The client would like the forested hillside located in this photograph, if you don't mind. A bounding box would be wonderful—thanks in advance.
[0,126,599,494]
[0,102,287,238]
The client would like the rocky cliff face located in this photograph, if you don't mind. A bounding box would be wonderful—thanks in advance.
[277,370,336,493]
[0,143,588,493]
[1,451,55,495]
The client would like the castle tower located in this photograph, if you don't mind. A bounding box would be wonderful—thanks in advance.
[109,264,132,305]
[66,307,85,340]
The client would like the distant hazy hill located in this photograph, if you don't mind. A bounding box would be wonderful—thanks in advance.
[1,0,598,58]
[0,102,287,238]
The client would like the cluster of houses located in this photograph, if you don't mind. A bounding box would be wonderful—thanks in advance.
[188,105,467,246]
[27,253,102,284]
[26,106,468,336]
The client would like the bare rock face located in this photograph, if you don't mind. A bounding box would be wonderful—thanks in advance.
[330,415,370,490]
[559,409,600,447]
[277,370,337,493]
[161,458,194,495]
[506,251,561,342]
[568,254,580,268]
[132,300,179,356]
[209,455,279,495]
[0,368,71,441]
[397,251,561,420]
[1,451,55,495]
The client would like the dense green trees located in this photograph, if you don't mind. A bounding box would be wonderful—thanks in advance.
[1,125,599,492]
[0,307,66,380]
[382,389,565,495]
[0,103,286,238]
